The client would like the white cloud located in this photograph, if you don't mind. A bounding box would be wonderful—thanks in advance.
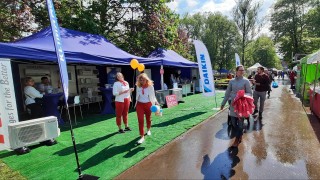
[194,0,236,17]
[167,0,179,12]
[186,0,198,8]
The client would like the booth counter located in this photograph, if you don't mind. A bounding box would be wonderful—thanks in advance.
[156,88,183,105]
[179,83,192,96]
[309,88,320,119]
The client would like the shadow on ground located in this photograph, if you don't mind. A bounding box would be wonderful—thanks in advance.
[153,112,206,127]
[201,147,240,180]
[79,137,145,171]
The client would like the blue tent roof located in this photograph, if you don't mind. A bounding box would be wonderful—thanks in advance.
[147,48,198,67]
[218,69,229,73]
[0,27,160,65]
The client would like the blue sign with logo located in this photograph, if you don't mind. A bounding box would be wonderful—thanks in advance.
[46,0,69,103]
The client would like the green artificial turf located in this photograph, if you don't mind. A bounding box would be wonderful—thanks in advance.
[0,92,224,179]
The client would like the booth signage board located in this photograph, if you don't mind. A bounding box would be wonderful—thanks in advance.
[165,94,178,108]
[0,58,19,150]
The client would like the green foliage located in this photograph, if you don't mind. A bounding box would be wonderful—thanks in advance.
[246,35,281,69]
[270,0,314,62]
[0,0,36,42]
[233,0,261,66]
[1,0,191,61]
[180,12,241,70]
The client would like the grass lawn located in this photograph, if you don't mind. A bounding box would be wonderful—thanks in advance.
[0,92,224,179]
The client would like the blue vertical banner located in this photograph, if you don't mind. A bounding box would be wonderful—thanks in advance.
[46,0,69,103]
[194,40,215,97]
[235,53,241,67]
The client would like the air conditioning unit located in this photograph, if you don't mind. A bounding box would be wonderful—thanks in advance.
[8,116,60,150]
[25,69,51,76]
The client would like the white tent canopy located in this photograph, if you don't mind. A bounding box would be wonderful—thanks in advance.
[247,63,266,71]
[307,51,320,64]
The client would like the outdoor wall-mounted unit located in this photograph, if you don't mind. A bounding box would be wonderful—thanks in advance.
[8,116,60,149]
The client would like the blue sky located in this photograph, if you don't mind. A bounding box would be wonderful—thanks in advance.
[166,0,276,36]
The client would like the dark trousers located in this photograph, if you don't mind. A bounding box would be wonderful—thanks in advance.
[231,116,244,138]
[27,103,43,119]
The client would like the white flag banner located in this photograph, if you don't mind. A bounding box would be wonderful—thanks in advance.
[0,58,19,150]
[235,53,241,67]
[194,40,215,96]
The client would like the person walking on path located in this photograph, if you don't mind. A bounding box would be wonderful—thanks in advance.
[252,66,270,118]
[113,72,134,133]
[264,69,274,99]
[289,70,296,89]
[221,65,252,147]
[135,73,159,144]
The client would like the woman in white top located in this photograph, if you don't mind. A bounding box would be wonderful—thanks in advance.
[24,77,44,118]
[113,72,134,133]
[135,73,159,144]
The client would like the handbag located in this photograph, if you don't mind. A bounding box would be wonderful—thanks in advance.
[272,81,278,88]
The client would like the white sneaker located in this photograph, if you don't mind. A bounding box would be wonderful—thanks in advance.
[147,130,151,136]
[137,137,145,144]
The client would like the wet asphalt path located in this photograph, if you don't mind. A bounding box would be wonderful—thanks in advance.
[116,79,320,179]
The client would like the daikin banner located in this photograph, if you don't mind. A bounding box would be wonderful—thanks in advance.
[194,40,215,97]
[46,0,69,103]
[0,58,19,150]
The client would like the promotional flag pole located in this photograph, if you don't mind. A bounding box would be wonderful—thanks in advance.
[193,40,219,110]
[46,0,98,179]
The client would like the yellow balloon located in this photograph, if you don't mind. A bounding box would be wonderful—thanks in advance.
[130,59,139,69]
[138,63,145,72]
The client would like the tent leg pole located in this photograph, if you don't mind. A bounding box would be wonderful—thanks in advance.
[161,65,164,90]
[302,64,308,105]
[310,61,319,114]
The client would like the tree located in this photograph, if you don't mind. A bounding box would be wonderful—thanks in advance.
[233,0,261,66]
[1,0,191,61]
[26,0,128,40]
[117,0,191,57]
[0,0,35,42]
[303,4,320,52]
[180,12,241,70]
[246,35,281,69]
[270,0,312,62]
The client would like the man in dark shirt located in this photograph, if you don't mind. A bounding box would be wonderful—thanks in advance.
[252,66,270,118]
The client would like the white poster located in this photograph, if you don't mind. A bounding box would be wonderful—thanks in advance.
[0,59,19,150]
[193,40,215,96]
[235,53,241,67]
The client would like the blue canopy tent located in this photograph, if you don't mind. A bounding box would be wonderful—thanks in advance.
[147,48,198,90]
[0,26,159,65]
[0,27,163,113]
[147,48,197,67]
[218,69,229,74]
